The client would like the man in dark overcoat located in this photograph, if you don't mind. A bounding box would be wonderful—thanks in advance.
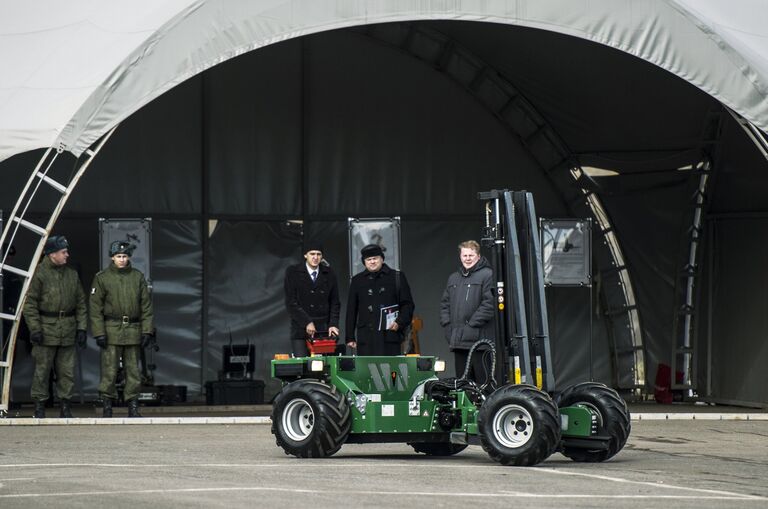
[345,244,414,356]
[283,241,340,356]
[440,240,495,383]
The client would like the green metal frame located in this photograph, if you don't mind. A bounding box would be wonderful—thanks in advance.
[272,355,594,440]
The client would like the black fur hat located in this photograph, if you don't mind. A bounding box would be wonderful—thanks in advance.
[304,240,324,254]
[360,244,384,262]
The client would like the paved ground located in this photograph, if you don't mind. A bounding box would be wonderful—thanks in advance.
[0,420,766,508]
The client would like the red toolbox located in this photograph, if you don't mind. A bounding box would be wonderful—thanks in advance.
[306,337,337,355]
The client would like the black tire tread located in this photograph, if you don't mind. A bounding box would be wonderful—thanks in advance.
[556,381,631,462]
[271,379,351,458]
[478,384,561,466]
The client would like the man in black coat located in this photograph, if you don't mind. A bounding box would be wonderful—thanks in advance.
[345,244,414,356]
[284,241,340,356]
[440,240,495,383]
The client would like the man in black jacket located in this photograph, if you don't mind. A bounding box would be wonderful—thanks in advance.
[346,244,414,356]
[440,240,495,382]
[284,241,340,356]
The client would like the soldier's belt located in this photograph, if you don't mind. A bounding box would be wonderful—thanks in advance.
[39,310,75,318]
[105,315,141,324]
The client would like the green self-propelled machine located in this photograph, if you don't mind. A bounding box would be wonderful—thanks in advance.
[271,190,630,466]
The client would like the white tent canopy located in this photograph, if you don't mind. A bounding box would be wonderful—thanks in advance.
[2,0,768,164]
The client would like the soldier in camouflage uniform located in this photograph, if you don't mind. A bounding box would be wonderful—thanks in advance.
[90,241,155,418]
[23,235,88,418]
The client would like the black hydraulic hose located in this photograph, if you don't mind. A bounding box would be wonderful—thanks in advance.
[459,339,498,390]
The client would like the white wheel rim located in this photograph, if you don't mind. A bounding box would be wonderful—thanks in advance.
[492,404,534,449]
[282,398,314,442]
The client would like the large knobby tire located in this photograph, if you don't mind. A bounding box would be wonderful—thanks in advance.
[271,379,351,458]
[409,442,468,456]
[477,384,561,466]
[556,382,631,462]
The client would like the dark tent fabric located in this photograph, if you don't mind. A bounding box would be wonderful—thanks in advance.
[2,21,766,406]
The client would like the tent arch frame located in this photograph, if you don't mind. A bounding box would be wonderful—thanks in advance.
[2,21,649,412]
[0,129,117,414]
[4,3,768,411]
[357,22,646,391]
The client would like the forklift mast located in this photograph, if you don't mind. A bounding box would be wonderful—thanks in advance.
[479,190,555,391]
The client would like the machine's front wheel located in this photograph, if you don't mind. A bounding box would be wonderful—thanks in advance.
[556,382,630,462]
[478,384,561,466]
[271,379,351,458]
[409,442,468,456]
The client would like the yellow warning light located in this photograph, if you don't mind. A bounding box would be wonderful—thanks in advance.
[498,303,505,310]
[274,354,290,360]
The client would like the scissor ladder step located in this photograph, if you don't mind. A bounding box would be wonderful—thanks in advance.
[36,171,67,193]
[1,264,30,278]
[0,124,118,416]
[12,217,46,236]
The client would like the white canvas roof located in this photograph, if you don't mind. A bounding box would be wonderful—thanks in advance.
[2,0,768,163]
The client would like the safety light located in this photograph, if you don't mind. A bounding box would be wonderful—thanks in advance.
[310,360,324,372]
[274,354,290,360]
[434,360,446,372]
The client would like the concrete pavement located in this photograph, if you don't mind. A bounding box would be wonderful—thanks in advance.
[0,420,766,508]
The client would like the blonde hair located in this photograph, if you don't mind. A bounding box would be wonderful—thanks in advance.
[458,240,481,254]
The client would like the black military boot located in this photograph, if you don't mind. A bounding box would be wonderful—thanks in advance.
[59,399,73,418]
[102,398,113,418]
[127,399,142,418]
[33,401,46,419]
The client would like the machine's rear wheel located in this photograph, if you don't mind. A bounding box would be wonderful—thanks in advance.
[409,442,468,456]
[271,379,351,458]
[478,384,561,466]
[556,382,631,462]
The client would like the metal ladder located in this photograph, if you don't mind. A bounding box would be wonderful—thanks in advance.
[670,160,710,394]
[670,112,722,395]
[0,128,117,415]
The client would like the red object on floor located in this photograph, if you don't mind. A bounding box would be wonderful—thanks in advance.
[654,363,685,404]
[654,363,673,404]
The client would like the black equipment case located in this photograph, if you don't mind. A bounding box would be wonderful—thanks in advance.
[205,380,265,405]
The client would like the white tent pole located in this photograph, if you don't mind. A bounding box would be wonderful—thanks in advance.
[727,108,768,161]
[0,148,55,267]
[0,126,118,415]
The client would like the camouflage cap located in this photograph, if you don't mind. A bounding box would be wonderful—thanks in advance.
[109,240,135,257]
[43,235,69,255]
